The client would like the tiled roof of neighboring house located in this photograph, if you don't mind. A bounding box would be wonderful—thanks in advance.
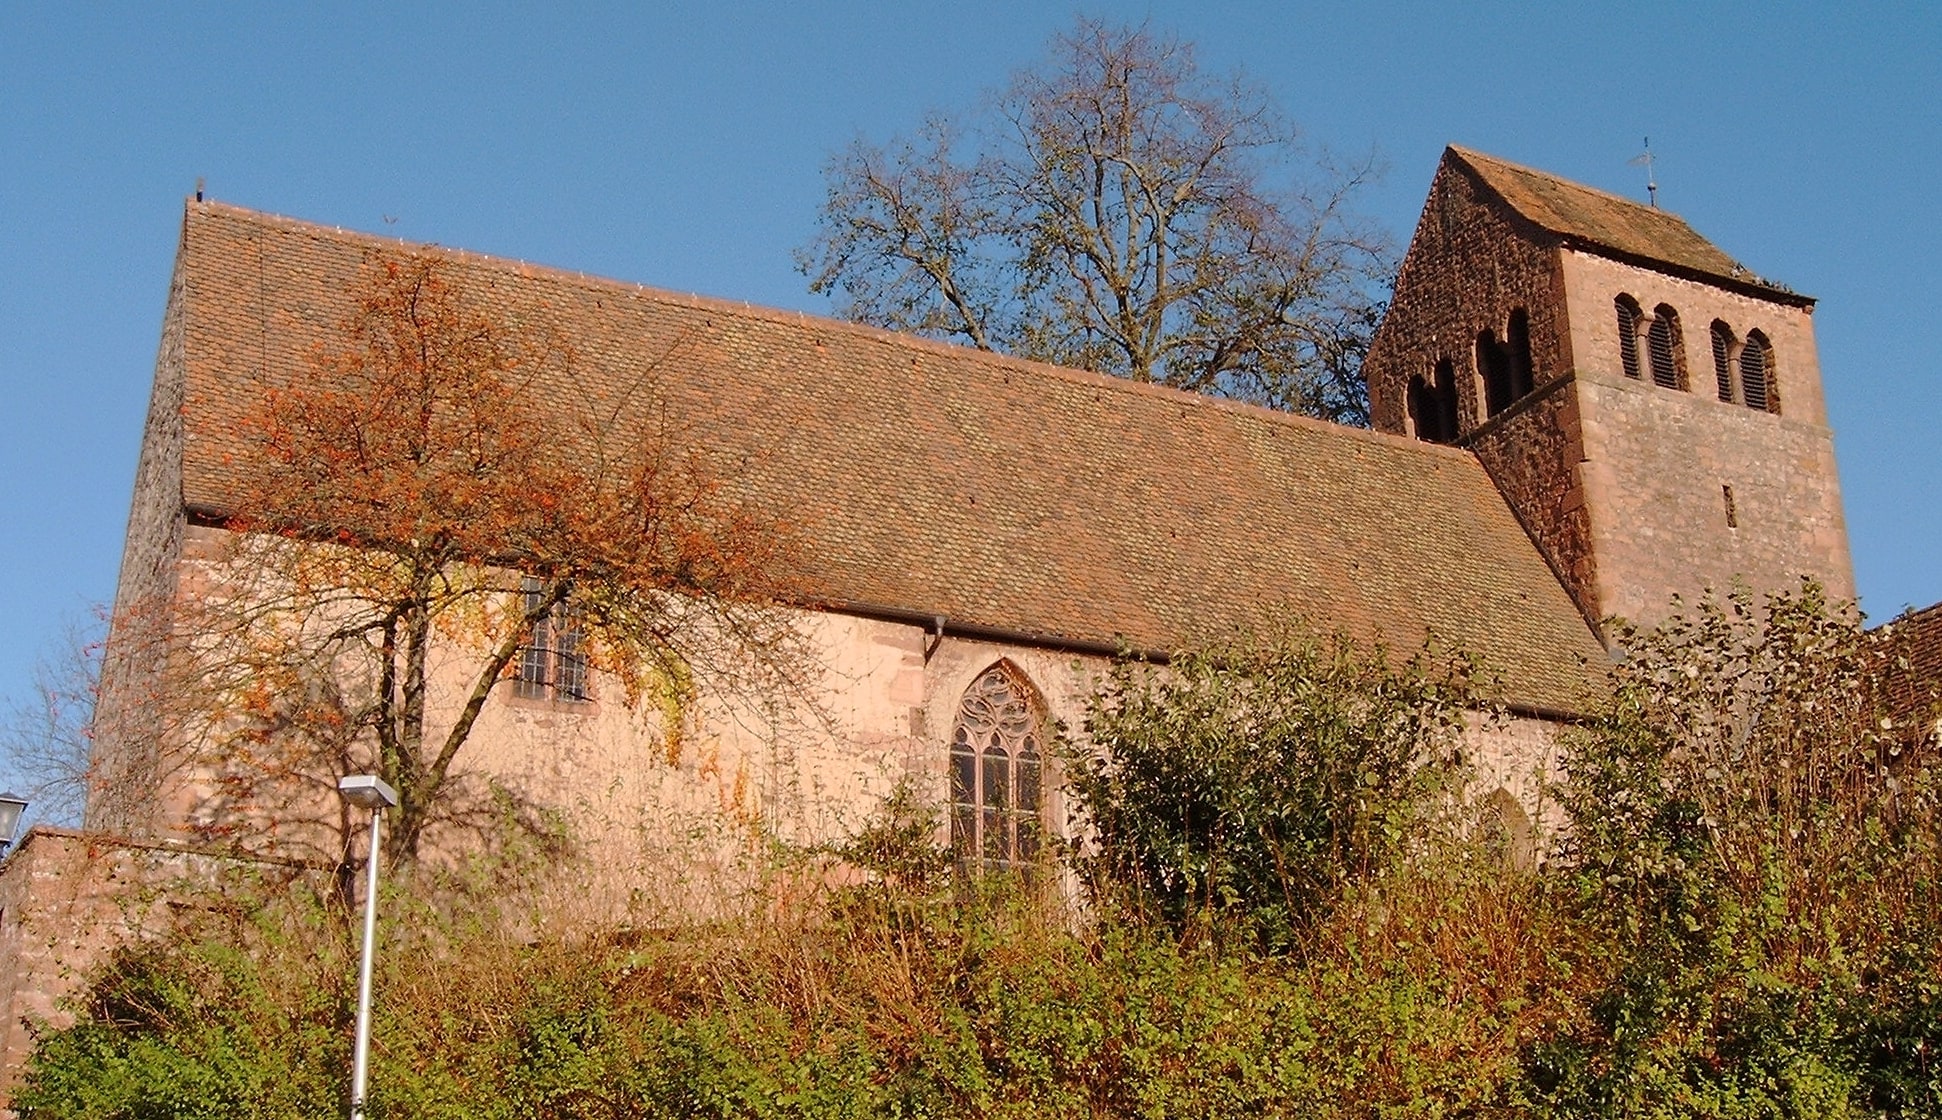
[1879,601,1942,729]
[1448,147,1809,303]
[167,202,1611,713]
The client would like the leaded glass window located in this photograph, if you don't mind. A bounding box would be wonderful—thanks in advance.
[515,577,589,702]
[948,666,1044,871]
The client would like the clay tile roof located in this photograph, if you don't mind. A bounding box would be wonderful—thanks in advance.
[1879,601,1942,727]
[1448,146,1808,303]
[166,201,1611,714]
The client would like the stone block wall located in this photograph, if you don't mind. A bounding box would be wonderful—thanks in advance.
[0,828,321,1109]
[1558,250,1851,625]
[1366,158,1571,439]
[89,242,191,838]
[1464,378,1599,628]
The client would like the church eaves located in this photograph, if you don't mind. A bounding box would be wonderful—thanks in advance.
[163,201,1611,715]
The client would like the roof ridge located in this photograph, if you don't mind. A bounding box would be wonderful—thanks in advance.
[1446,145,1676,225]
[186,199,1470,464]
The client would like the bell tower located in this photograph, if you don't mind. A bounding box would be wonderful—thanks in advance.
[1365,147,1853,630]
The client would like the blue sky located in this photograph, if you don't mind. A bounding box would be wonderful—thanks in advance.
[3,3,1937,776]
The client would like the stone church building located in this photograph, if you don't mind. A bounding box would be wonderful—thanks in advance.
[0,147,1856,1089]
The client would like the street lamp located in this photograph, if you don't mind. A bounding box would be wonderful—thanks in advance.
[337,774,398,1120]
[0,792,29,851]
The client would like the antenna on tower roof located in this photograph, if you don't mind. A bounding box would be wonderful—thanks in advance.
[1628,138,1658,207]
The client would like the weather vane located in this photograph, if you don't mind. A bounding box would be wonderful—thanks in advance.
[1629,138,1658,208]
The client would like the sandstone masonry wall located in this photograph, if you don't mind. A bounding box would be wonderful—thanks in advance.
[1559,250,1851,624]
[0,829,322,1110]
[89,242,192,837]
[1366,159,1571,438]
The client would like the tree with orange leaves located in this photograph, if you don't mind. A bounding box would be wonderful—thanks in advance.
[172,253,800,863]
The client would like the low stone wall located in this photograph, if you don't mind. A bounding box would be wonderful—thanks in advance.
[0,827,324,1108]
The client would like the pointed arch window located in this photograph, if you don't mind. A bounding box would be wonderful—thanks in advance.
[1740,330,1775,413]
[949,666,1045,871]
[1615,295,1644,380]
[1647,304,1685,390]
[1711,320,1737,402]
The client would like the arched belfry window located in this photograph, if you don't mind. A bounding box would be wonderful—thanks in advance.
[1477,329,1513,417]
[1506,308,1535,399]
[1615,295,1644,379]
[1647,304,1685,390]
[1740,330,1775,413]
[949,665,1045,870]
[1710,320,1737,402]
[1408,357,1459,444]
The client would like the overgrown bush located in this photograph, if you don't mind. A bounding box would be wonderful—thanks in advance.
[20,588,1942,1118]
[1539,583,1942,1118]
[1064,627,1478,951]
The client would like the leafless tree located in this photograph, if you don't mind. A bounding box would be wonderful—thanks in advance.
[800,18,1390,424]
[0,616,104,828]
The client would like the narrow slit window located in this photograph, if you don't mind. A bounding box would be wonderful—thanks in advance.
[1506,308,1535,399]
[1407,358,1459,444]
[1478,329,1513,417]
[1723,484,1738,528]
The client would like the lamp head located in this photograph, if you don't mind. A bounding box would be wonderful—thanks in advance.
[337,775,399,811]
[0,792,26,848]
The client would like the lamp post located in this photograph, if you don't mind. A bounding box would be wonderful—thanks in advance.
[337,774,398,1120]
[0,792,29,852]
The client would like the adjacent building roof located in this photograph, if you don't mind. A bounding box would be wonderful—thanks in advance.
[163,202,1611,713]
[1448,146,1809,304]
[1880,602,1942,729]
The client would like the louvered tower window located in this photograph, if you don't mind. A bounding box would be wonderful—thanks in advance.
[1615,296,1643,379]
[1740,331,1775,413]
[949,666,1045,871]
[1647,305,1684,389]
[1711,321,1736,402]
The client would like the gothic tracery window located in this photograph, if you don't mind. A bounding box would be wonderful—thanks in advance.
[949,665,1045,871]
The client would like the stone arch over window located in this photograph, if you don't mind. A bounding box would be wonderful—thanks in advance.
[1476,787,1535,871]
[1477,310,1537,419]
[1710,320,1737,402]
[949,663,1047,871]
[1647,304,1685,390]
[1740,330,1776,413]
[1408,357,1460,444]
[1615,295,1644,380]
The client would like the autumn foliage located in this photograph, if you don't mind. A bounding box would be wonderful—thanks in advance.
[179,253,799,862]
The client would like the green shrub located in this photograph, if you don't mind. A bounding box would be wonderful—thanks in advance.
[1064,625,1477,952]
